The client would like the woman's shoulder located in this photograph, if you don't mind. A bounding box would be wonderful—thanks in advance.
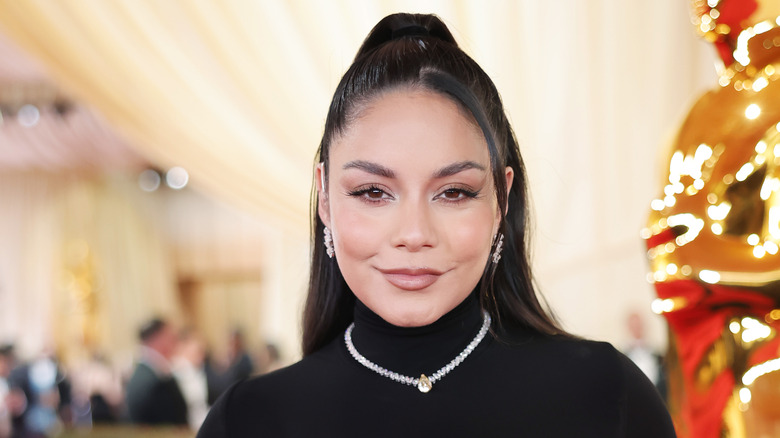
[540,334,624,369]
[496,324,623,366]
[492,329,675,436]
[496,328,648,388]
[233,337,346,403]
[197,339,346,437]
[529,335,644,393]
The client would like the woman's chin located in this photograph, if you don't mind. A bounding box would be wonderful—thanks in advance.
[378,308,442,328]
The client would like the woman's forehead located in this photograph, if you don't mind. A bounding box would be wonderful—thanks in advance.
[329,90,489,170]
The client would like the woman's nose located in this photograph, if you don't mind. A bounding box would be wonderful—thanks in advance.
[392,198,436,251]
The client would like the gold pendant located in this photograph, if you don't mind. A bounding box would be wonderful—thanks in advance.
[417,374,432,393]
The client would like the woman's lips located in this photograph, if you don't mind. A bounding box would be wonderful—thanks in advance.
[377,268,444,291]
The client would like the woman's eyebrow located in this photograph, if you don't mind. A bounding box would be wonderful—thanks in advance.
[342,160,485,179]
[433,161,486,178]
[343,160,395,178]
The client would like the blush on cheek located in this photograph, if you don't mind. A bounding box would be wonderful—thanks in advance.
[332,211,383,260]
[453,235,492,265]
[446,214,495,261]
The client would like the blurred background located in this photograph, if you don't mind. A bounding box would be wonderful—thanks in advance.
[0,0,718,435]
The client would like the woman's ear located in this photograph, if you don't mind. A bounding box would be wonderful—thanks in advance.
[316,163,331,227]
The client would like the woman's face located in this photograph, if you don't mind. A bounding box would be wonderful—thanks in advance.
[318,89,513,327]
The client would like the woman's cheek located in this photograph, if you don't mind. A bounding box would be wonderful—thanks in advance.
[332,207,384,260]
[453,229,491,263]
[444,210,495,261]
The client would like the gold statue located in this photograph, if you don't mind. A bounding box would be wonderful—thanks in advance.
[645,1,780,436]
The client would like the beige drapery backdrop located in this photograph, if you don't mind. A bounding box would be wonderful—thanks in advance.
[0,173,179,363]
[0,1,720,359]
[0,172,304,367]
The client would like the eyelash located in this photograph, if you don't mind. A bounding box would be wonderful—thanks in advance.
[346,185,480,205]
[347,185,388,203]
[439,187,480,203]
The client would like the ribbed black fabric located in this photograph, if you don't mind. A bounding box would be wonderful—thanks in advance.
[197,295,675,437]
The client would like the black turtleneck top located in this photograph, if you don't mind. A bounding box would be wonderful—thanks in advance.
[197,296,675,437]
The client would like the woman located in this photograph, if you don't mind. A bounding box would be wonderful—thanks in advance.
[198,13,675,437]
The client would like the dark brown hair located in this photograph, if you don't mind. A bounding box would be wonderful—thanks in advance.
[303,13,566,356]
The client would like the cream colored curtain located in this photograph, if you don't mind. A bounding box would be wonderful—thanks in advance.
[0,1,720,356]
[0,0,322,233]
[0,172,297,367]
[0,173,179,364]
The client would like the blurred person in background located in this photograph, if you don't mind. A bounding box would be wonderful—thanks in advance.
[172,328,209,430]
[125,317,188,427]
[69,352,124,426]
[0,345,27,438]
[622,311,667,402]
[0,344,16,438]
[254,342,282,375]
[205,329,254,405]
[225,329,253,382]
[7,347,71,438]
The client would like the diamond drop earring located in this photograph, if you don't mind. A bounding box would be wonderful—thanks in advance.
[492,233,504,264]
[323,227,335,258]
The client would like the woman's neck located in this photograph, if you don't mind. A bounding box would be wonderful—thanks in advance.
[348,293,486,377]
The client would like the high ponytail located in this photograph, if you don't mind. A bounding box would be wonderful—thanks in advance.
[355,13,458,58]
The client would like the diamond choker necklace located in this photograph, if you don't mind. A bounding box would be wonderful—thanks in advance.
[344,310,492,393]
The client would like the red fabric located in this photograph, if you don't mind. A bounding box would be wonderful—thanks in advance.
[748,335,780,369]
[647,228,678,248]
[694,0,759,65]
[716,0,758,37]
[715,42,735,66]
[654,279,777,438]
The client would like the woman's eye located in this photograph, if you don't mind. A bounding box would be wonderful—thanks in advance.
[365,188,385,199]
[438,188,479,202]
[442,189,464,200]
[348,186,391,203]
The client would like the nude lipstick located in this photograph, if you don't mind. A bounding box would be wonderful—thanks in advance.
[377,267,444,291]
